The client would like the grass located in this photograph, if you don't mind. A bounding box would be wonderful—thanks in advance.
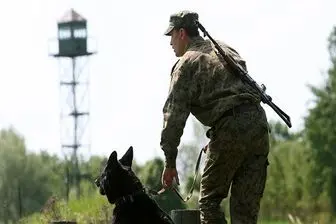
[260,221,288,224]
[17,189,292,224]
[18,191,114,224]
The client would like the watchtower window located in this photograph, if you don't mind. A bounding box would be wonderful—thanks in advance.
[74,28,87,39]
[59,27,71,39]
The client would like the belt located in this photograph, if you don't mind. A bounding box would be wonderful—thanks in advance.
[206,103,260,138]
[220,103,259,117]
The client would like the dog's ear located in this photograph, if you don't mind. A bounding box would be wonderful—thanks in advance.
[107,151,118,167]
[119,146,133,167]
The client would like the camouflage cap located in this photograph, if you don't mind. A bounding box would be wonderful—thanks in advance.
[164,10,199,36]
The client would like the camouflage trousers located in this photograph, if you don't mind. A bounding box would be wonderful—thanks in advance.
[199,104,270,224]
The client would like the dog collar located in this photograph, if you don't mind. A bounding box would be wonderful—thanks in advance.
[115,188,147,206]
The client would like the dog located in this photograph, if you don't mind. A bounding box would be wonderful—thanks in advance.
[95,146,175,224]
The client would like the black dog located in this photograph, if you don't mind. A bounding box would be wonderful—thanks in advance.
[95,146,175,224]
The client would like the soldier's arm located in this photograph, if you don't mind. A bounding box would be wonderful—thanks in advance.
[160,60,193,168]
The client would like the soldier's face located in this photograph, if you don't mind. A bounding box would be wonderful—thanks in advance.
[170,28,188,57]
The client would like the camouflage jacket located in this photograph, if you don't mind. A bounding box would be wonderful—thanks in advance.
[160,36,261,168]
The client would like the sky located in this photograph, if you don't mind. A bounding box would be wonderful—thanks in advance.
[0,0,335,165]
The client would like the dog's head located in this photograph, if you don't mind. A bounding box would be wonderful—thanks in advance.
[95,146,143,204]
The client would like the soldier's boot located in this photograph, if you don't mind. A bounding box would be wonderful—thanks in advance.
[199,197,227,224]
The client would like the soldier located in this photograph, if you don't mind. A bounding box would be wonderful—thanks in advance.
[160,10,270,224]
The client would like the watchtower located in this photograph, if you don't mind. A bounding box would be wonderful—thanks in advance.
[49,8,96,200]
[57,9,91,57]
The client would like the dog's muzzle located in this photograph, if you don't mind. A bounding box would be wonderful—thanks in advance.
[94,176,106,195]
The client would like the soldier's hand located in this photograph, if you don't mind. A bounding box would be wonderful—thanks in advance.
[161,167,180,189]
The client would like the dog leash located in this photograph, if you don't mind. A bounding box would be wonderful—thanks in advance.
[173,146,204,202]
[147,146,205,202]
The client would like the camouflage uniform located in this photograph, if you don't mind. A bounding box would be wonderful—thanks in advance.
[161,11,270,224]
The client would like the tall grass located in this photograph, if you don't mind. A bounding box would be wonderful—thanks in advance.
[18,191,113,224]
[18,189,320,224]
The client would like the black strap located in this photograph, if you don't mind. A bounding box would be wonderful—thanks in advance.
[115,188,147,207]
[172,147,204,202]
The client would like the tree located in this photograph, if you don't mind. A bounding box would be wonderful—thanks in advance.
[259,140,316,220]
[268,120,302,145]
[0,127,26,223]
[78,155,107,197]
[304,25,336,215]
[0,128,67,223]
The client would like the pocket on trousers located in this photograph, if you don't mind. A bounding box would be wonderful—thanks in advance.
[248,155,269,196]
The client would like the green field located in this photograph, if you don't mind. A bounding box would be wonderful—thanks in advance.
[18,192,290,224]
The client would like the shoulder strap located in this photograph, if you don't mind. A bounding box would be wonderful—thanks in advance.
[170,59,180,77]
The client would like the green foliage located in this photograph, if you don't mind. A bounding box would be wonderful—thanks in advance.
[137,158,163,190]
[19,191,113,224]
[260,141,314,219]
[0,124,329,224]
[0,128,67,223]
[268,120,302,146]
[304,25,336,215]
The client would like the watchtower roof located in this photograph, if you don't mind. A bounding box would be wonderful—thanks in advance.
[59,8,86,23]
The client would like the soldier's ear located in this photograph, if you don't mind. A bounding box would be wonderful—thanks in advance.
[179,28,188,40]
